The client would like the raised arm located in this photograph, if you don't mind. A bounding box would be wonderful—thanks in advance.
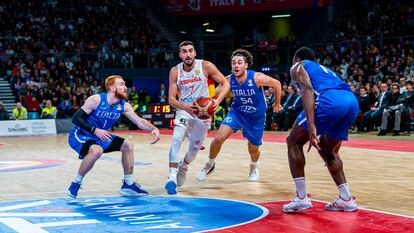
[290,62,320,151]
[203,60,230,108]
[254,72,282,112]
[123,102,160,144]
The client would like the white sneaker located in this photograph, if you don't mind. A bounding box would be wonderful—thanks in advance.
[177,162,188,187]
[282,193,313,213]
[196,162,215,181]
[248,164,260,182]
[164,176,177,195]
[325,196,358,212]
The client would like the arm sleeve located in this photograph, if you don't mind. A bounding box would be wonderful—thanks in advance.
[72,108,95,133]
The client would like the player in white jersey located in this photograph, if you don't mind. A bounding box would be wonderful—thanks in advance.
[165,41,230,195]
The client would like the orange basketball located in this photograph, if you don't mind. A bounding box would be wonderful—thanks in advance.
[193,97,215,120]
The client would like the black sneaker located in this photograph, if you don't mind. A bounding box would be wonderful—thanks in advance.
[377,130,387,136]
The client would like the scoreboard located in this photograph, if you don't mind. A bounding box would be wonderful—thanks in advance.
[138,103,175,128]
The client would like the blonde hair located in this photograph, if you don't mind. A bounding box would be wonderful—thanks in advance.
[105,75,123,91]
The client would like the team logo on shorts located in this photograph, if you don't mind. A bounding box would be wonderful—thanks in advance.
[225,117,232,123]
[0,196,267,233]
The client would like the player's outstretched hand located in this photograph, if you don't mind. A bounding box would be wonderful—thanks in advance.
[307,126,321,152]
[150,128,160,144]
[95,128,112,142]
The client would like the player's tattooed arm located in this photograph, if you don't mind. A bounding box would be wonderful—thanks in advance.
[123,102,160,144]
[168,67,194,115]
[203,60,230,109]
[254,72,282,112]
[290,62,321,151]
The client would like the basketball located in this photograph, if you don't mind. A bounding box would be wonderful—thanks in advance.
[193,97,215,120]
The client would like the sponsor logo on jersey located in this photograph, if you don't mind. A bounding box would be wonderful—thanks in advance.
[240,105,257,113]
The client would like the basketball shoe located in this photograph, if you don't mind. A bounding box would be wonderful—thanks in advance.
[325,196,358,212]
[196,162,215,181]
[67,182,81,198]
[165,176,177,195]
[119,180,149,196]
[282,193,313,213]
[248,164,260,182]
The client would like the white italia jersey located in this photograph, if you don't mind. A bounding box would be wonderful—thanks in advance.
[177,59,210,104]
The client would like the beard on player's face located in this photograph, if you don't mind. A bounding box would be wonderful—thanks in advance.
[183,57,195,67]
[115,88,127,100]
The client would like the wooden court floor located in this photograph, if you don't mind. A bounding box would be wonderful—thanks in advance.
[0,131,413,217]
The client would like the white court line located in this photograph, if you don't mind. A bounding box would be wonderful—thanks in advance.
[0,200,51,211]
[0,213,84,217]
[0,218,47,233]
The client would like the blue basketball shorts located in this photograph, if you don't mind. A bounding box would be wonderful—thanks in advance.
[222,111,265,146]
[68,128,120,159]
[296,89,358,141]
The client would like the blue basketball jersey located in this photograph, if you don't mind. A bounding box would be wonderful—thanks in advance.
[303,60,351,93]
[229,70,267,117]
[296,60,359,141]
[73,93,125,132]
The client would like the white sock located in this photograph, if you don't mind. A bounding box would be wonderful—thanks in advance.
[293,177,307,199]
[74,174,83,184]
[338,183,351,200]
[124,174,134,185]
[169,167,178,180]
[208,158,215,166]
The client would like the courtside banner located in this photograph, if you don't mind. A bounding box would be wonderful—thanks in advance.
[0,119,57,136]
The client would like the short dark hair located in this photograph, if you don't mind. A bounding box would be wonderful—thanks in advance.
[294,47,315,61]
[406,80,414,86]
[231,49,253,67]
[360,87,367,91]
[179,41,195,50]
